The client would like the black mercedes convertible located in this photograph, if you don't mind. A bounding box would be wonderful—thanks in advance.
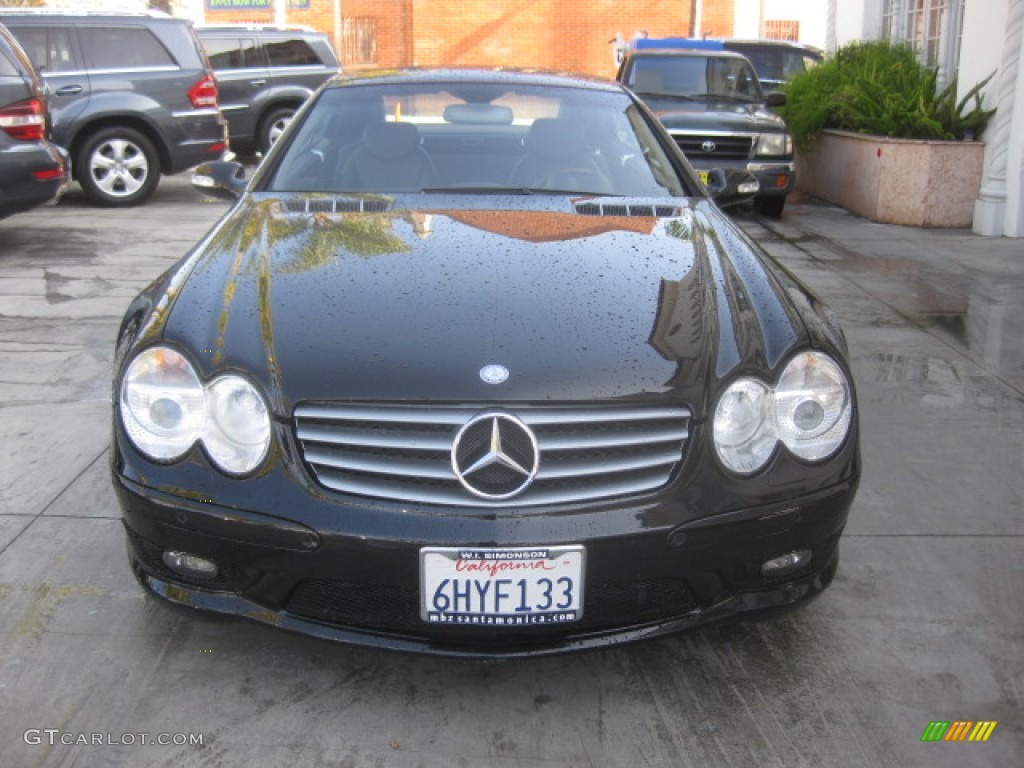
[111,69,859,657]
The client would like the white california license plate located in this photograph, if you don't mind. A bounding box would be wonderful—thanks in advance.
[420,546,585,626]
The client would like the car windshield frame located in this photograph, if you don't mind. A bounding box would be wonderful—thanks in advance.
[257,79,695,199]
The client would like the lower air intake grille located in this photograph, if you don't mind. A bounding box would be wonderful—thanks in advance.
[293,403,690,508]
[286,578,699,635]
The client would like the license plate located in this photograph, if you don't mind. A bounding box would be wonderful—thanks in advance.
[420,546,585,626]
[697,170,710,185]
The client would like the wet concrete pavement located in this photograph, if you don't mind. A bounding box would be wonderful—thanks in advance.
[0,177,1021,767]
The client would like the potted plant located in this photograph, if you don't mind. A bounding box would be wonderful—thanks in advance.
[782,41,995,227]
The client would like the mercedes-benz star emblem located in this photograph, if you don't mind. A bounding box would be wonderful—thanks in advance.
[479,364,509,384]
[451,413,539,500]
[701,140,717,153]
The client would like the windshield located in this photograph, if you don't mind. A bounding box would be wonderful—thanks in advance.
[735,47,818,85]
[266,81,688,197]
[627,55,762,103]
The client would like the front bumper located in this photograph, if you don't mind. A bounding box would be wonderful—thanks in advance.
[116,470,856,658]
[746,161,795,197]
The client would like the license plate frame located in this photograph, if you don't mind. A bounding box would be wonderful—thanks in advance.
[420,545,585,626]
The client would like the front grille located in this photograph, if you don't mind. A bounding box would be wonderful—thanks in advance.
[672,134,754,160]
[286,577,699,635]
[294,403,690,507]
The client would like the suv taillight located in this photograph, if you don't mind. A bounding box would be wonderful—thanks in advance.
[188,75,219,109]
[0,98,45,141]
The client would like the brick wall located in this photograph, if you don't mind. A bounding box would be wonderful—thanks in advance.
[699,1,735,40]
[203,0,736,78]
[411,0,688,78]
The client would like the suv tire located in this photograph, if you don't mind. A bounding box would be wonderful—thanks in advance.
[754,196,786,218]
[77,126,160,206]
[258,106,296,154]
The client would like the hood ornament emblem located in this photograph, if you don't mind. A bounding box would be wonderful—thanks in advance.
[452,413,539,499]
[479,364,509,384]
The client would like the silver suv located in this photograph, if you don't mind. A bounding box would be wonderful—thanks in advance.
[197,25,339,155]
[0,11,227,206]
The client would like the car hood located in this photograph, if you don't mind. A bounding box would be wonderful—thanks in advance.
[642,98,787,133]
[159,195,807,417]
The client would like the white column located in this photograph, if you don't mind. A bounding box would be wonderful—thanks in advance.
[974,0,1024,237]
[826,0,837,53]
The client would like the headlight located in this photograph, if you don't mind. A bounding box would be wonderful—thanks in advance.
[756,133,792,156]
[774,351,852,461]
[120,347,204,461]
[203,375,271,474]
[713,378,777,473]
[119,346,271,474]
[713,351,853,473]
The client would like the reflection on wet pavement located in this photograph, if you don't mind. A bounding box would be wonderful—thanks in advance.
[740,203,1024,393]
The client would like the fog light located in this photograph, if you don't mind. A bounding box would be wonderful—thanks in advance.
[761,549,812,577]
[162,551,219,579]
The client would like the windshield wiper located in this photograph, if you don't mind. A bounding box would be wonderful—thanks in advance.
[688,93,756,103]
[421,186,523,194]
[421,187,622,197]
[632,91,699,102]
[520,188,623,197]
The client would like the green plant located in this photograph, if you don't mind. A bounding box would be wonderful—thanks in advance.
[781,41,996,151]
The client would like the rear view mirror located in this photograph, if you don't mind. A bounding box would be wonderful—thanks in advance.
[192,161,247,200]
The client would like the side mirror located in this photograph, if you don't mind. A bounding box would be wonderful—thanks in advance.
[192,161,248,200]
[765,92,787,108]
[705,168,759,208]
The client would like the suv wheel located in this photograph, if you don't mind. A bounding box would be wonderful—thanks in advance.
[753,196,786,218]
[259,107,296,154]
[77,127,160,206]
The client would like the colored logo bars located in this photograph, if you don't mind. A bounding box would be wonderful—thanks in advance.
[921,721,997,742]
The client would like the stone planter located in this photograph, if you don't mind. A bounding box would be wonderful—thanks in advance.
[795,129,985,227]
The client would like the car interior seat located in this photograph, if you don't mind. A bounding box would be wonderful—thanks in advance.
[509,118,613,194]
[337,122,439,192]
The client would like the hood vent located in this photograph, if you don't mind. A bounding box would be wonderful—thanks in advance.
[283,198,391,214]
[575,201,683,217]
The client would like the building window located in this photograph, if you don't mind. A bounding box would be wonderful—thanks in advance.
[342,17,376,66]
[764,20,799,42]
[881,0,965,85]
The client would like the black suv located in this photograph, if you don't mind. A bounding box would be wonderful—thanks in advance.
[718,40,822,92]
[0,21,68,219]
[626,38,823,93]
[618,48,795,217]
[197,25,339,155]
[0,11,227,206]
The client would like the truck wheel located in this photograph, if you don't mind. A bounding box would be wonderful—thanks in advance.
[77,127,160,206]
[754,196,786,218]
